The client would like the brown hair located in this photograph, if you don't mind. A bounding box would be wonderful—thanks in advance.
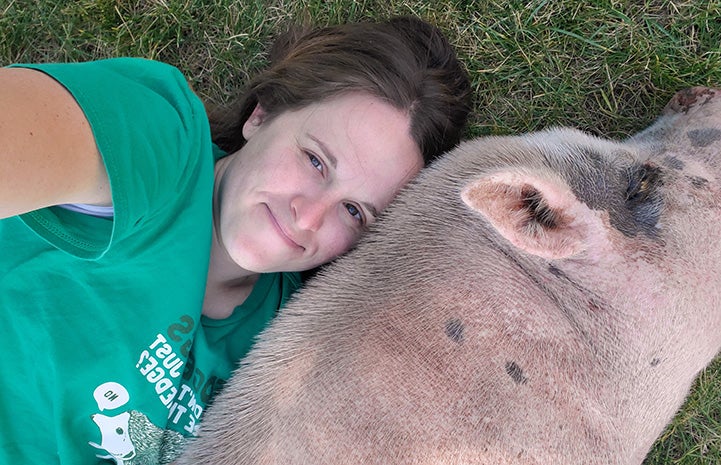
[210,16,472,165]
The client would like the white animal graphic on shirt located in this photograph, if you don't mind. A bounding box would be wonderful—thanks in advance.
[89,411,136,464]
[89,409,187,464]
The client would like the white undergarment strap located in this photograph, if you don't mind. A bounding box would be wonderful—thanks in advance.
[58,203,115,218]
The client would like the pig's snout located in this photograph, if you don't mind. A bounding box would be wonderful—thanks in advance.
[663,86,720,116]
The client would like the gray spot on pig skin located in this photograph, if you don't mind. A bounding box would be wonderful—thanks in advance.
[445,318,464,344]
[505,362,528,385]
[687,128,721,147]
[548,264,564,278]
[689,176,709,189]
[650,358,661,367]
[663,156,685,170]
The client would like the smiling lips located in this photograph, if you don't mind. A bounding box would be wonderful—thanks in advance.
[265,204,304,251]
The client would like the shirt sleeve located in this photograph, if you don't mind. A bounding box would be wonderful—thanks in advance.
[11,58,213,258]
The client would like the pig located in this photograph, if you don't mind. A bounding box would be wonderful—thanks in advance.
[177,87,721,465]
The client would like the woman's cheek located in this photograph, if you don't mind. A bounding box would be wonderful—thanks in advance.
[322,229,358,263]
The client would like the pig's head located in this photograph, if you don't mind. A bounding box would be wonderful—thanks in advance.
[180,87,721,465]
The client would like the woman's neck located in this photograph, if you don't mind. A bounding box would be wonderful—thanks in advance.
[203,223,259,319]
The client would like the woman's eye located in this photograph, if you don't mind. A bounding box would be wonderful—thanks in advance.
[344,203,364,224]
[307,151,323,173]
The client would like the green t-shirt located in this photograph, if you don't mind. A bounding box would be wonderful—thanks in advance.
[0,59,301,465]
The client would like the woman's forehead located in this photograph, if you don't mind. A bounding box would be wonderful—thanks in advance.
[302,94,422,210]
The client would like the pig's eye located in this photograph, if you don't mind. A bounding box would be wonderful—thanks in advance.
[625,164,661,204]
[625,164,664,235]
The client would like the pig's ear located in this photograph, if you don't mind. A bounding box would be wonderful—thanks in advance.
[461,171,594,259]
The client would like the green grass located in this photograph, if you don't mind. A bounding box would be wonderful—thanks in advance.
[3,0,721,463]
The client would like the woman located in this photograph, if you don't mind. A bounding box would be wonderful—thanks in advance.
[0,16,471,464]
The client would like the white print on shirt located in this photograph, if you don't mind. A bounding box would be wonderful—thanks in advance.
[89,411,135,463]
[93,381,131,411]
[167,383,203,436]
[136,333,184,406]
[88,407,185,464]
[135,316,205,436]
[88,382,136,463]
[87,316,196,464]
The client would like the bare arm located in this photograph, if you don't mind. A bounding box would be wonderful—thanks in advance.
[0,67,111,219]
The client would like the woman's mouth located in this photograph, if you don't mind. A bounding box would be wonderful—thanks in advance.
[265,204,304,251]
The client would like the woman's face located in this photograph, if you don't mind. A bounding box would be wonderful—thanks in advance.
[213,92,423,273]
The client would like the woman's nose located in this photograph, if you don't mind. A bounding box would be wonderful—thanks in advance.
[292,196,331,232]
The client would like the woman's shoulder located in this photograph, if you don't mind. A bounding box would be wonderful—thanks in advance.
[11,57,183,81]
[6,58,215,251]
[13,58,201,115]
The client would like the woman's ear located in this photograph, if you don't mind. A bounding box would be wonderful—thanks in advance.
[242,103,267,140]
